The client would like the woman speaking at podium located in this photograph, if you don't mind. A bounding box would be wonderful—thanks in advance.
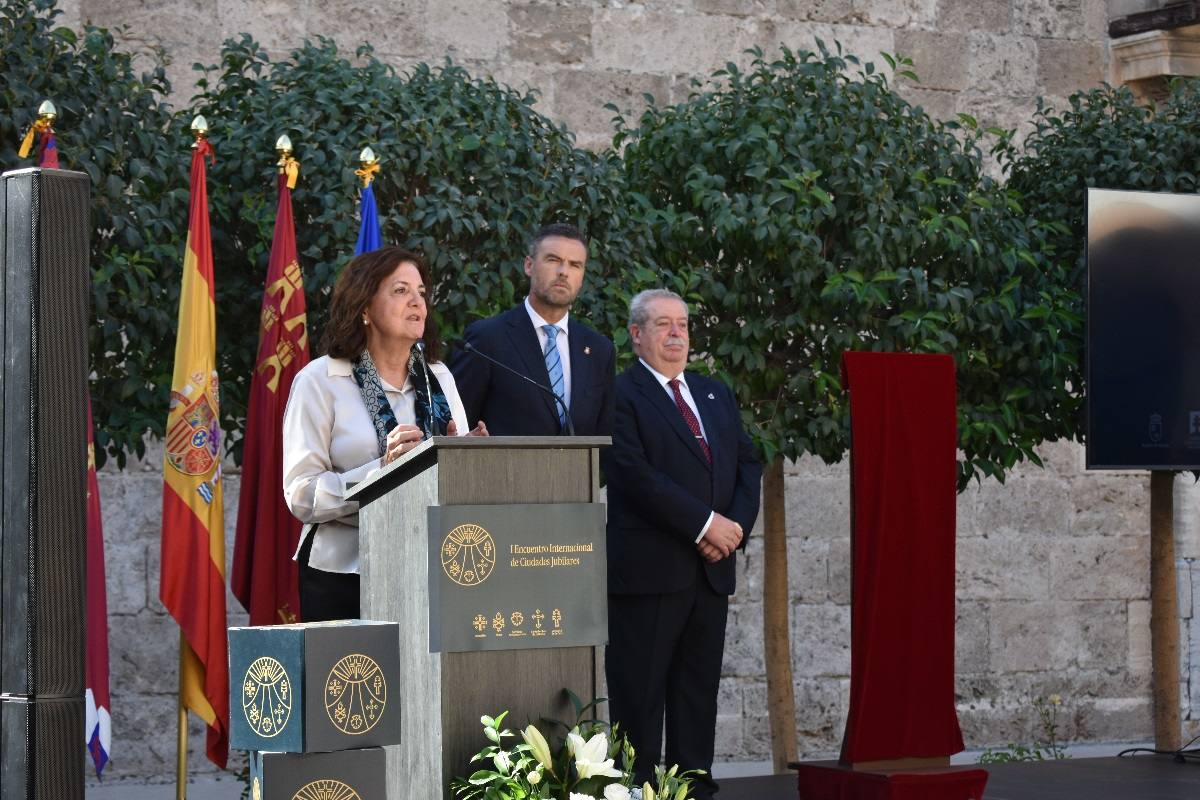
[282,246,487,621]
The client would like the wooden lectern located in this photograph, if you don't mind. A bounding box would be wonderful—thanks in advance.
[346,435,610,800]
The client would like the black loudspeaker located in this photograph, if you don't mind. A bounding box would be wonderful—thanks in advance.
[0,168,90,800]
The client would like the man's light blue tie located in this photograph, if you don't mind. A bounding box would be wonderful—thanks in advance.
[542,323,568,427]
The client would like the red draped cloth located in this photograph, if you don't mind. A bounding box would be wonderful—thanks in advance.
[797,765,988,800]
[840,351,965,762]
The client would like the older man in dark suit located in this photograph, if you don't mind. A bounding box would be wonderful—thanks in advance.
[603,288,762,799]
[450,223,615,435]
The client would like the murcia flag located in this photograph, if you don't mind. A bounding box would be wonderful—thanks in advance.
[159,135,229,768]
[85,399,111,777]
[232,170,309,626]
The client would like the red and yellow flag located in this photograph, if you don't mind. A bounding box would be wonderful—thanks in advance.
[232,170,309,626]
[159,136,229,768]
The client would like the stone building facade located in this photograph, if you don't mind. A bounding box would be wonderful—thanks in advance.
[42,0,1199,784]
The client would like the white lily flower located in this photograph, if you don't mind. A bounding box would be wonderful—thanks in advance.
[567,731,624,780]
[570,794,598,800]
[522,724,554,771]
[604,784,632,800]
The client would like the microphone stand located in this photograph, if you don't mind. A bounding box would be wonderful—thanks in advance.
[414,341,435,438]
[462,341,575,436]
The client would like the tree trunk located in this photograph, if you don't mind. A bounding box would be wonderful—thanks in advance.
[762,455,798,771]
[1149,471,1181,751]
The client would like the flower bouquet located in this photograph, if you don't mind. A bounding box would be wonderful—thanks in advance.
[452,693,702,800]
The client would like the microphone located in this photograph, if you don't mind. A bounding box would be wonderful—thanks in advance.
[462,341,575,436]
[413,341,436,438]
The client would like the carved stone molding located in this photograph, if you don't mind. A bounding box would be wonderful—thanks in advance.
[1111,24,1200,99]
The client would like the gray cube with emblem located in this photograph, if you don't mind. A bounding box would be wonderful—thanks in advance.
[249,747,387,799]
[229,620,401,753]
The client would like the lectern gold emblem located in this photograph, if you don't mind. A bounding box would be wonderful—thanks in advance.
[292,779,361,800]
[242,656,292,737]
[325,654,386,735]
[441,523,496,586]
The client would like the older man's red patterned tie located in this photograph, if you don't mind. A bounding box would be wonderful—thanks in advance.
[668,378,711,464]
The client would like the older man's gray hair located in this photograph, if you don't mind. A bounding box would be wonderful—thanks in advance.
[629,288,687,328]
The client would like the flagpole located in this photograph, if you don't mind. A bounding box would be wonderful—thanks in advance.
[173,112,210,800]
[176,632,188,800]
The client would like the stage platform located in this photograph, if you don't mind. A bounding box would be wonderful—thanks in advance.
[721,756,1199,799]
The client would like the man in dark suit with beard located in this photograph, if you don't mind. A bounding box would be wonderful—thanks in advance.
[450,223,615,435]
[603,288,762,799]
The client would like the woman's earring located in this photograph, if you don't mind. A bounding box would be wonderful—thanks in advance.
[362,316,369,326]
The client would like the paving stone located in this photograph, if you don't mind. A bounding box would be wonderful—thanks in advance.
[427,0,508,60]
[551,68,668,146]
[1050,536,1149,600]
[935,0,1011,34]
[1038,38,1107,98]
[508,3,591,63]
[895,30,969,91]
[851,0,937,28]
[592,7,751,75]
[958,535,1052,600]
[694,0,773,16]
[753,19,896,67]
[776,0,854,23]
[965,32,1039,97]
[896,85,959,121]
[792,603,850,677]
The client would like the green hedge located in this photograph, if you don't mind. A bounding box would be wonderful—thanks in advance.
[618,45,1080,487]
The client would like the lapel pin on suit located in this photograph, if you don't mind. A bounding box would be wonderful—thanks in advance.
[584,346,591,355]
[707,392,715,399]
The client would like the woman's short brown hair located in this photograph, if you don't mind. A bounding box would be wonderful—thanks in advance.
[320,246,442,362]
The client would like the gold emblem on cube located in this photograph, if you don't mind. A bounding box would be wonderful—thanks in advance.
[441,523,496,587]
[291,778,362,800]
[242,656,293,738]
[324,654,387,735]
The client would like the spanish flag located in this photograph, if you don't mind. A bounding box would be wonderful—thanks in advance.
[159,135,229,768]
[232,168,309,626]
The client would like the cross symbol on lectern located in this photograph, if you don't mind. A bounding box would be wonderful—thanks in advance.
[532,609,545,629]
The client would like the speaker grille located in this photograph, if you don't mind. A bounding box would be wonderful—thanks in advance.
[0,167,91,800]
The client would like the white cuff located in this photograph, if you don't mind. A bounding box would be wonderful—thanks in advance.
[695,511,715,544]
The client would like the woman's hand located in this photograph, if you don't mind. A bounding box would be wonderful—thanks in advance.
[446,419,489,437]
[383,423,424,464]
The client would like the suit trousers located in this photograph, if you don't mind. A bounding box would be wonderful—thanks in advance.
[606,562,729,799]
[297,528,360,622]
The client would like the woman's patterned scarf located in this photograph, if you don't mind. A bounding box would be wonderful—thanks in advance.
[351,347,451,456]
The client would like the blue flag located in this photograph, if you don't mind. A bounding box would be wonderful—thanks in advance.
[355,183,383,256]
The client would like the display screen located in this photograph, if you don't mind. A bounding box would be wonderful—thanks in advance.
[1087,188,1200,469]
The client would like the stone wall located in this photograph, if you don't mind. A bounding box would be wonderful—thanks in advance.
[43,0,1197,786]
[54,0,1112,150]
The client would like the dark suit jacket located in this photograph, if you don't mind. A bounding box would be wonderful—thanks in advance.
[603,361,762,596]
[449,303,615,436]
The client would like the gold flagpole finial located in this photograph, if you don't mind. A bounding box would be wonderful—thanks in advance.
[190,115,209,149]
[276,134,299,189]
[356,146,380,188]
[36,100,57,124]
[275,134,294,162]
